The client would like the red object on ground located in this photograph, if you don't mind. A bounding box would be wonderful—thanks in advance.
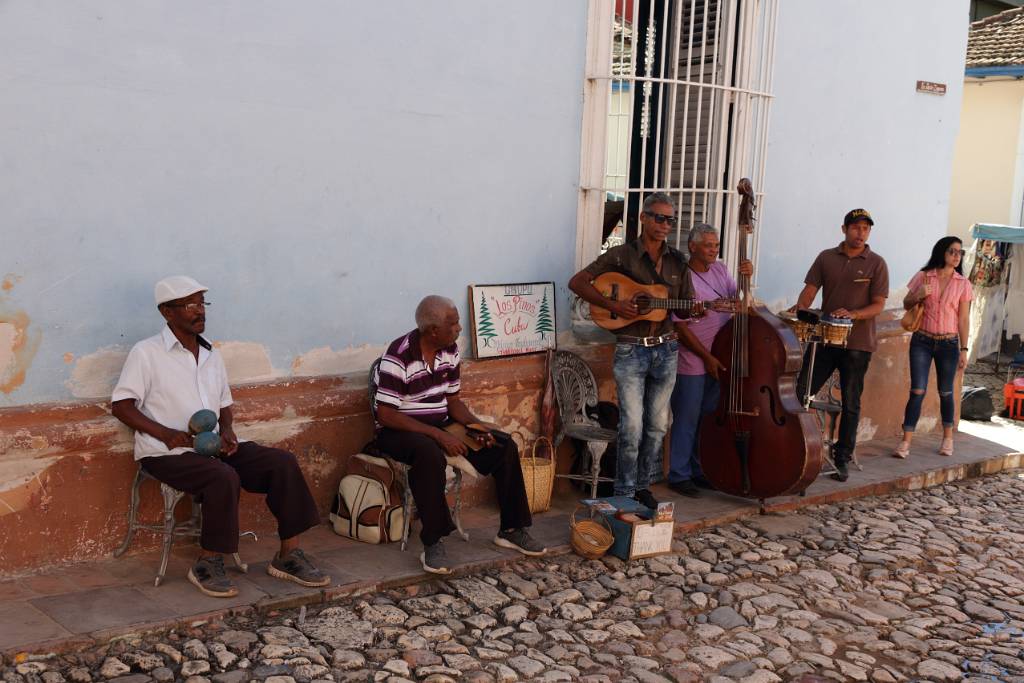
[1005,383,1024,420]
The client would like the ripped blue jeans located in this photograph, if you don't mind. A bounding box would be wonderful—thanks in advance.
[902,332,960,431]
[612,340,678,496]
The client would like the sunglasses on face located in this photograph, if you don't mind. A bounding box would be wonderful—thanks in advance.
[645,212,677,225]
[164,301,211,313]
[946,248,964,256]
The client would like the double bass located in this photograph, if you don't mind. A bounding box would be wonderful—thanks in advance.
[698,179,822,501]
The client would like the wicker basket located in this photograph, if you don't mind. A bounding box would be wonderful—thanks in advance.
[570,505,614,560]
[521,436,555,513]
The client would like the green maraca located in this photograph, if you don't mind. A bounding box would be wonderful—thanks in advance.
[193,431,222,458]
[188,409,218,435]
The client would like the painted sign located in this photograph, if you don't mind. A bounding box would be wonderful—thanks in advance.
[468,282,556,358]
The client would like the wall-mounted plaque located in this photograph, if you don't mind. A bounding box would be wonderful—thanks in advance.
[916,80,946,95]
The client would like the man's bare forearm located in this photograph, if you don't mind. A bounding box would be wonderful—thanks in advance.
[112,399,172,442]
[219,406,234,432]
[447,397,479,426]
[796,284,818,310]
[568,271,611,311]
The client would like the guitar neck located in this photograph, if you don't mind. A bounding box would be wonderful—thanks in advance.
[646,298,714,310]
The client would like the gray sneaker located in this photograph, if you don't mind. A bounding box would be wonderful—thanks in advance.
[420,540,452,575]
[267,548,330,587]
[188,556,238,598]
[494,528,547,556]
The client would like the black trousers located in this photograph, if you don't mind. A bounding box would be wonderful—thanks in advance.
[140,442,321,554]
[375,428,532,546]
[796,346,872,466]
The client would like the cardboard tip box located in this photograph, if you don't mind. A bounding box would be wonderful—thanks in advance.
[582,496,676,560]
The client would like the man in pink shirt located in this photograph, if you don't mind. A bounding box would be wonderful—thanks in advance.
[669,224,752,497]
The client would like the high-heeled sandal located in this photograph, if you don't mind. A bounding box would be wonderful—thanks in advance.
[892,441,910,459]
[939,438,953,456]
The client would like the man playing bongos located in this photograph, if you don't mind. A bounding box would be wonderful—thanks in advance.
[793,209,889,482]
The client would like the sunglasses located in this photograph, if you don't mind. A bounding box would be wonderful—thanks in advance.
[946,248,964,256]
[164,301,211,313]
[645,212,677,225]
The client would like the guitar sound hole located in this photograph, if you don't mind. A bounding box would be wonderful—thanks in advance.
[635,296,650,314]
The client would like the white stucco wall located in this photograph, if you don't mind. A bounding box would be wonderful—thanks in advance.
[947,78,1024,240]
[759,0,969,309]
[0,1,587,405]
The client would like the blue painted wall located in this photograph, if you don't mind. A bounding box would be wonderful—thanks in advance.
[0,1,588,405]
[759,0,969,309]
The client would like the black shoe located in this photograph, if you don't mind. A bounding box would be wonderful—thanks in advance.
[668,480,700,497]
[634,488,659,509]
[268,548,330,587]
[692,476,715,490]
[494,528,547,556]
[188,556,238,598]
[831,462,849,482]
[420,540,452,575]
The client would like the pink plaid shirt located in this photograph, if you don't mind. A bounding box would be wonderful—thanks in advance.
[907,269,972,336]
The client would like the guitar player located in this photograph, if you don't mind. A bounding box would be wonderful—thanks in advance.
[569,192,696,509]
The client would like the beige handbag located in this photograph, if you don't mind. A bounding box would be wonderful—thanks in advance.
[901,303,924,332]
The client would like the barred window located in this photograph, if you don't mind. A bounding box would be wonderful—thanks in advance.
[577,0,778,269]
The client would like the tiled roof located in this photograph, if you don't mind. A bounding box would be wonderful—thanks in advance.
[966,7,1024,68]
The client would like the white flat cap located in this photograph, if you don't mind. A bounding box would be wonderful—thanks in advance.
[154,275,208,306]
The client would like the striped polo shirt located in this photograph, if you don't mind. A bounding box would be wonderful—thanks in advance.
[374,328,461,428]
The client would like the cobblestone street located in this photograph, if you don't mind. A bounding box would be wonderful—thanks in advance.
[4,471,1024,683]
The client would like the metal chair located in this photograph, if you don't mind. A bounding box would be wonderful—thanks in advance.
[367,358,467,551]
[550,349,617,498]
[114,467,253,586]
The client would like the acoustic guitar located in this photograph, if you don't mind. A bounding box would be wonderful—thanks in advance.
[589,272,718,331]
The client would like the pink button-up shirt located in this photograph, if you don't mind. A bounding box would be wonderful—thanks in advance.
[907,269,972,336]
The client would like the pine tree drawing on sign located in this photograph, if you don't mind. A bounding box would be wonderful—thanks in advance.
[536,290,554,340]
[477,292,497,346]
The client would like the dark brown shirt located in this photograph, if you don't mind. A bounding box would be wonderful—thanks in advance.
[804,243,889,352]
[583,239,693,338]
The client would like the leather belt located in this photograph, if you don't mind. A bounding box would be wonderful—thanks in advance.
[617,332,678,347]
[915,330,958,341]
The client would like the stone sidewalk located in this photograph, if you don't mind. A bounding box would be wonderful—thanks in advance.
[2,423,1023,658]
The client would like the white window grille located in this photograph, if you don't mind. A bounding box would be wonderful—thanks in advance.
[576,0,778,271]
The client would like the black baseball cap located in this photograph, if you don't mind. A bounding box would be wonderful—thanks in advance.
[844,208,874,226]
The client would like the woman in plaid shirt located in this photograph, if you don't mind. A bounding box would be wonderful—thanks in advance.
[894,237,973,459]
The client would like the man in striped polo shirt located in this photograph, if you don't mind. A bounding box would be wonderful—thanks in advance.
[373,295,545,574]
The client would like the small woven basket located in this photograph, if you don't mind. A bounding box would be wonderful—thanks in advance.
[521,436,555,513]
[570,505,614,560]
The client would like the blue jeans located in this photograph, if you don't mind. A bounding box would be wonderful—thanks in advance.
[902,332,960,431]
[612,340,678,496]
[668,373,719,483]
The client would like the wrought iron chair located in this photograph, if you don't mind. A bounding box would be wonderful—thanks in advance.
[114,467,254,587]
[550,349,617,498]
[367,358,467,551]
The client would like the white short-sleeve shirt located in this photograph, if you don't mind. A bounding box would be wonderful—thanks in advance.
[112,326,237,460]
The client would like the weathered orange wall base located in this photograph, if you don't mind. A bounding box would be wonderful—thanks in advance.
[0,347,614,575]
[0,319,943,576]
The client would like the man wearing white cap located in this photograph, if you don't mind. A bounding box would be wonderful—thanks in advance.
[111,276,329,597]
